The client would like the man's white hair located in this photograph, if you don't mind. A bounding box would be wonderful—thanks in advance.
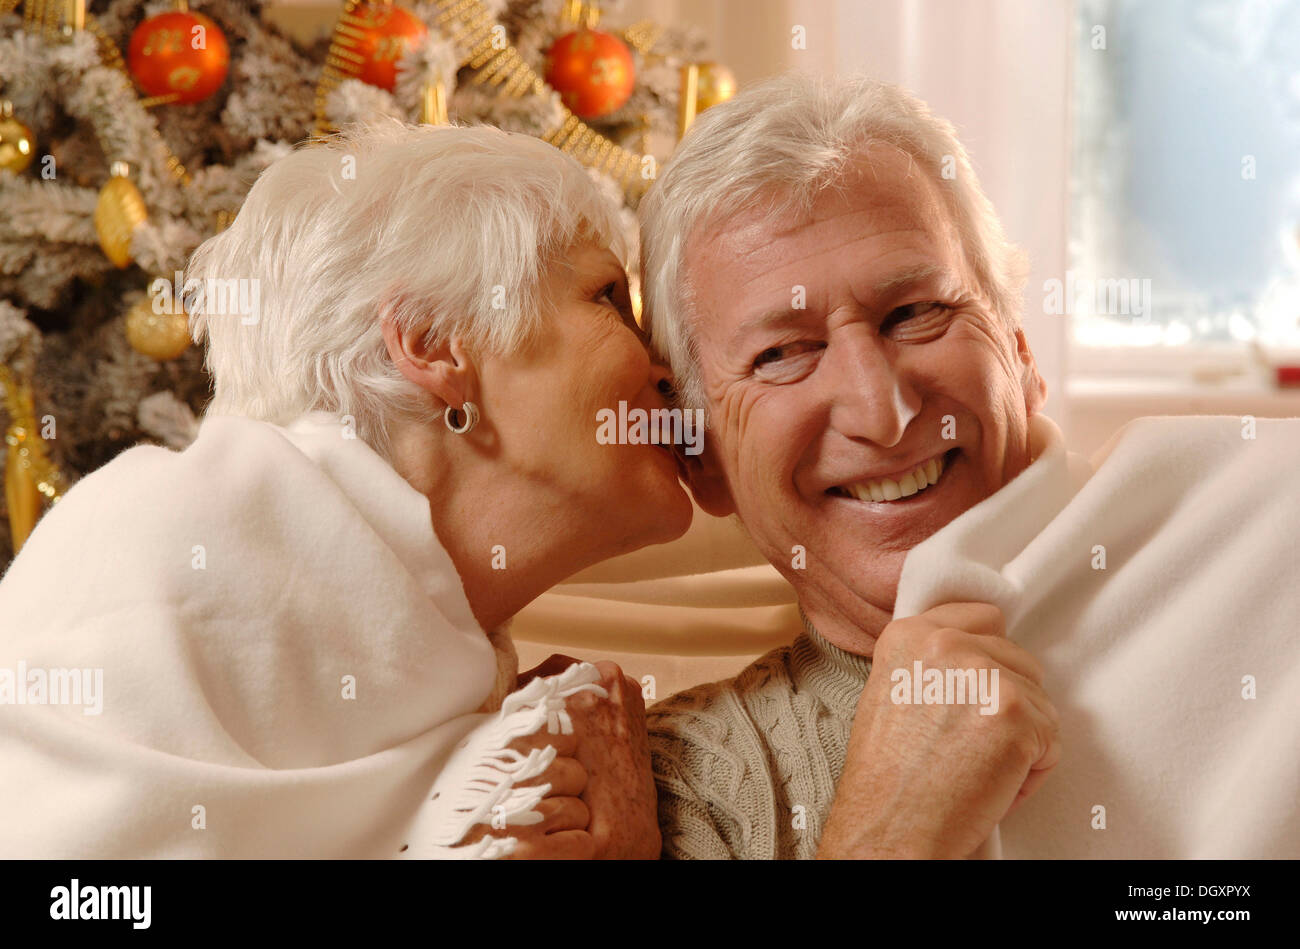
[639,72,1029,412]
[187,119,626,465]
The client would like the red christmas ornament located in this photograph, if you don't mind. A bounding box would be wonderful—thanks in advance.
[127,10,230,105]
[348,3,429,92]
[545,27,636,120]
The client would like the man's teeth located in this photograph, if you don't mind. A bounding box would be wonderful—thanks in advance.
[840,454,945,503]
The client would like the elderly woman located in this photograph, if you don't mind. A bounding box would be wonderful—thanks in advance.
[0,122,692,858]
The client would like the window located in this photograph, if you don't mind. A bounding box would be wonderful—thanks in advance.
[1071,0,1300,353]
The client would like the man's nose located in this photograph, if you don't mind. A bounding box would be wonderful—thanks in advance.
[826,333,921,448]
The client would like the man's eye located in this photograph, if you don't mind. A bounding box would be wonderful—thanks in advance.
[882,301,950,333]
[752,341,824,374]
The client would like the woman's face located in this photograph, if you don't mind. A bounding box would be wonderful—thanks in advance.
[475,241,693,555]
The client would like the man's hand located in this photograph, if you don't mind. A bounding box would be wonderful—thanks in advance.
[818,602,1061,859]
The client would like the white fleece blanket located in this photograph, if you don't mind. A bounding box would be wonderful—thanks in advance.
[0,410,603,858]
[893,413,1300,858]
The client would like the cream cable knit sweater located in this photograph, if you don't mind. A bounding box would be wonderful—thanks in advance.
[647,618,870,859]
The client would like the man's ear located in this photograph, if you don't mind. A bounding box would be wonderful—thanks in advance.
[678,436,736,518]
[380,299,475,409]
[1013,326,1048,418]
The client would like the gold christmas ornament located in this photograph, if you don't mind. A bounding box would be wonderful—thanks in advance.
[4,429,41,552]
[94,161,148,268]
[419,80,448,125]
[678,62,738,139]
[0,100,36,175]
[559,0,600,29]
[678,63,698,139]
[0,362,64,555]
[125,294,191,360]
[694,62,737,111]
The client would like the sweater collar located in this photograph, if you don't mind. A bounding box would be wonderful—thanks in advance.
[791,610,872,721]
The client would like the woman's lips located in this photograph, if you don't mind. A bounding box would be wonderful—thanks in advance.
[649,441,688,480]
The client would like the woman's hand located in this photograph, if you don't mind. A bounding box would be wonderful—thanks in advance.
[515,654,662,859]
[564,660,661,859]
[458,724,597,859]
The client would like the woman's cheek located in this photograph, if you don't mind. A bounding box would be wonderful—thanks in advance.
[610,335,653,397]
[574,353,621,418]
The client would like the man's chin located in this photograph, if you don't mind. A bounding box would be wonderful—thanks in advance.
[799,557,904,643]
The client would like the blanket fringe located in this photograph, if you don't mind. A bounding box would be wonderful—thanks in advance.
[397,661,607,859]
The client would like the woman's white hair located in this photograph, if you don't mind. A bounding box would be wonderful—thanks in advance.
[639,72,1029,412]
[187,119,626,465]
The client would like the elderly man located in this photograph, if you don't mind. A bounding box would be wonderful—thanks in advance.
[639,73,1300,859]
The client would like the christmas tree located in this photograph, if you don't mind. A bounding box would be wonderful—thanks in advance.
[0,0,733,573]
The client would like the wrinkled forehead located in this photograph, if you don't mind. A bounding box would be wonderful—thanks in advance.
[682,144,966,306]
[689,144,958,264]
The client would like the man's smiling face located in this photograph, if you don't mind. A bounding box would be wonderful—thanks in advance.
[683,144,1046,650]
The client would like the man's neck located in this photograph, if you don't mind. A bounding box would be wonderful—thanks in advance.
[799,597,891,659]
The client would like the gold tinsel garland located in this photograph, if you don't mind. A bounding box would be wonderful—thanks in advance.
[314,0,664,205]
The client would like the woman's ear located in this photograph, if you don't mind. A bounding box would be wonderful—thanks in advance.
[1013,327,1048,418]
[380,299,475,409]
[678,438,736,518]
